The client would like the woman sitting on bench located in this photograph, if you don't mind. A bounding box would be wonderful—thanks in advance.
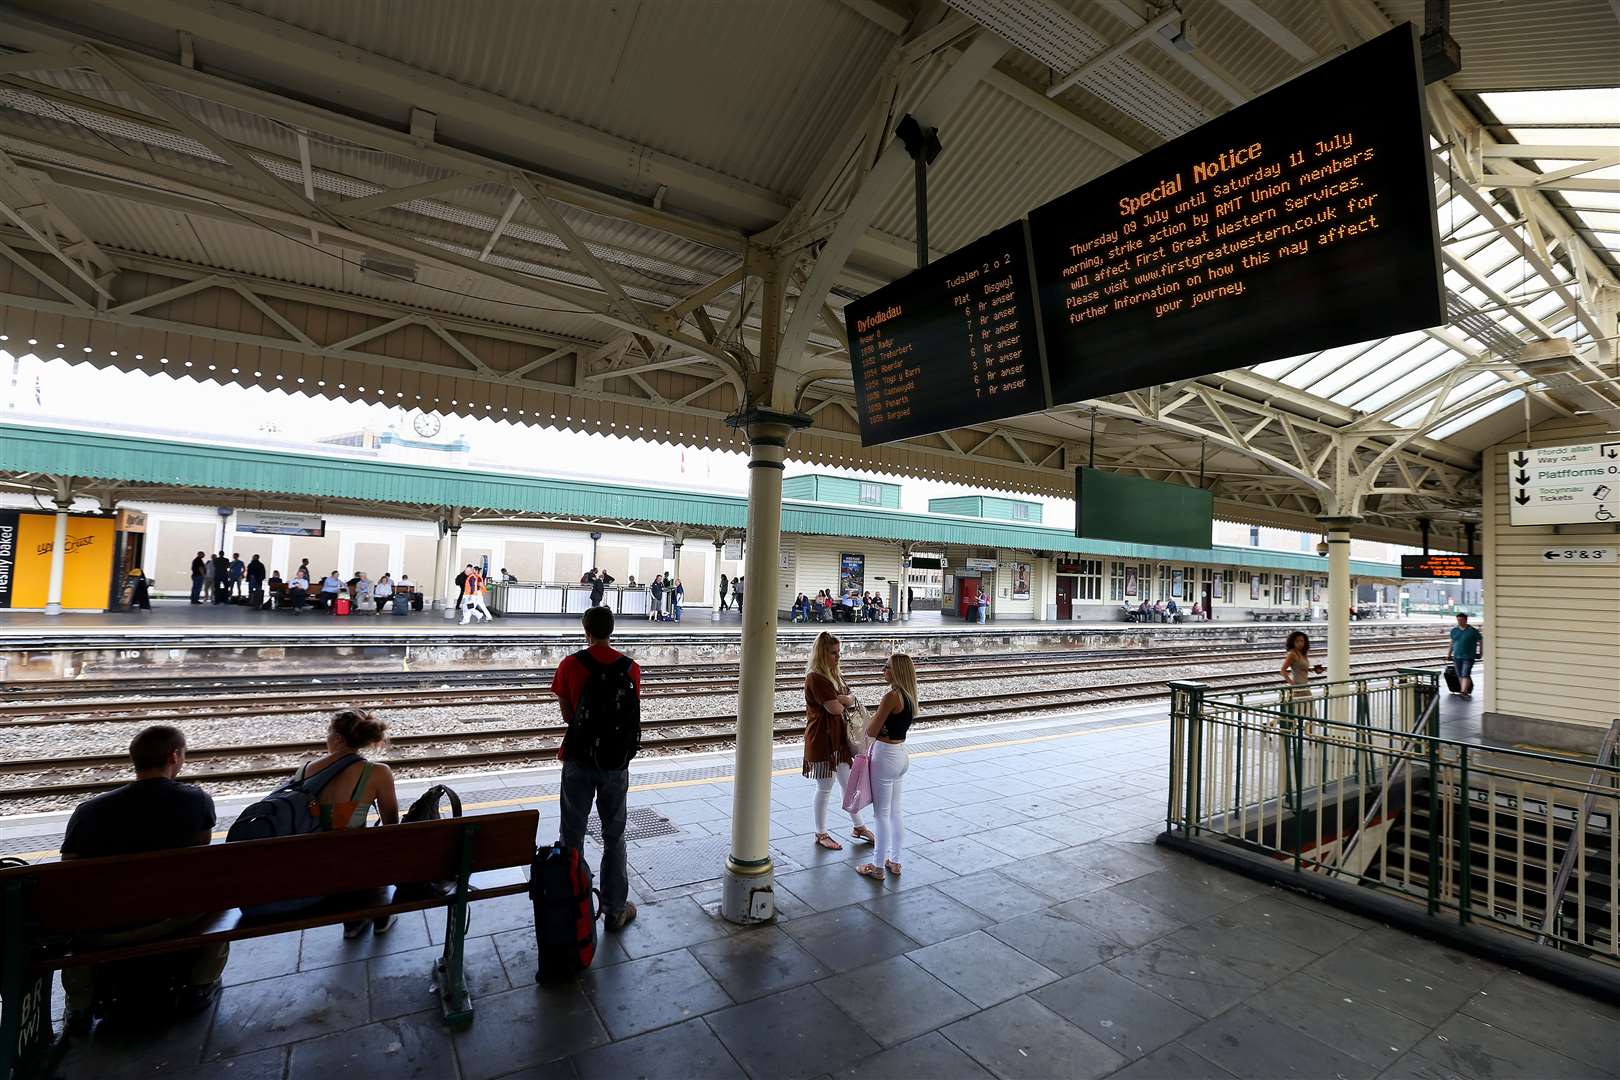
[289,710,400,938]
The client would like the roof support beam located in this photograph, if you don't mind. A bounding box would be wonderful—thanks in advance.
[332,174,483,215]
[478,189,523,263]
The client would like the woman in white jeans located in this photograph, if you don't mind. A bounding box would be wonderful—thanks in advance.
[802,631,873,850]
[855,652,918,880]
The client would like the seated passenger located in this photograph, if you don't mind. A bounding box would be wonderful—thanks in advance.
[290,709,399,938]
[58,725,226,1035]
[1152,600,1166,621]
[374,573,394,613]
[287,568,309,610]
[354,572,374,613]
[316,571,343,610]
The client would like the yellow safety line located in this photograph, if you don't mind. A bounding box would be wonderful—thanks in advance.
[6,716,1166,861]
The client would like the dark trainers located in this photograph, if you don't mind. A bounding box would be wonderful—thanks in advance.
[343,920,368,939]
[175,981,220,1017]
[604,902,638,932]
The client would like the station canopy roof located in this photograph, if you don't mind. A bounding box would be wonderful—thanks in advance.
[0,0,1615,548]
[0,419,1403,577]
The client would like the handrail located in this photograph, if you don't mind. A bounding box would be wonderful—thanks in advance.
[1333,691,1440,879]
[1536,719,1620,945]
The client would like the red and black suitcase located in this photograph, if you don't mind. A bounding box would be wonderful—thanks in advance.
[530,843,599,981]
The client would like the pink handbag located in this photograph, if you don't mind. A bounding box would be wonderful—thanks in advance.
[842,751,873,815]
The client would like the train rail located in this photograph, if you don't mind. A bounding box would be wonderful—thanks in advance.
[1,646,1443,803]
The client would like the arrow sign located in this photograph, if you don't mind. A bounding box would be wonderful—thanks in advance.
[1514,452,1529,467]
[1604,443,1619,460]
[1516,471,1530,485]
[1510,442,1620,525]
[1515,491,1531,505]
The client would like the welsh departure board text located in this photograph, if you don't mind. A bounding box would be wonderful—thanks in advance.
[1029,25,1442,404]
[846,222,1049,446]
[1401,554,1483,580]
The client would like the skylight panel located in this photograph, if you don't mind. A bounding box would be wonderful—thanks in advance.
[1309,333,1427,400]
[1577,209,1620,231]
[1351,352,1465,414]
[1483,88,1620,126]
[1506,127,1620,148]
[1428,389,1523,440]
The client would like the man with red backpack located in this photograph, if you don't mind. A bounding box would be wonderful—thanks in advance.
[550,605,641,932]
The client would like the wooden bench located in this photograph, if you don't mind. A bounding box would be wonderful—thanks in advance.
[0,810,538,1079]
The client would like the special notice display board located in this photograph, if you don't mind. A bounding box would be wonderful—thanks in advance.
[845,24,1443,445]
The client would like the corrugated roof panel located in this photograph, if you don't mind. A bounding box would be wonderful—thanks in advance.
[1378,1,1620,90]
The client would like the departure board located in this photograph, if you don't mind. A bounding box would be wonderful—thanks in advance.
[1401,553,1483,579]
[1029,25,1443,404]
[846,221,1049,446]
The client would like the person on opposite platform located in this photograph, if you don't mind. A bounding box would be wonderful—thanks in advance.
[288,709,400,938]
[189,551,206,604]
[246,554,266,607]
[648,573,664,621]
[58,725,227,1035]
[211,552,230,605]
[1448,612,1483,698]
[732,575,743,611]
[228,553,245,597]
[717,571,729,612]
[460,564,492,623]
[803,631,874,852]
[287,566,309,611]
[671,577,684,622]
[552,605,639,931]
[124,566,151,611]
[374,572,394,613]
[855,652,919,881]
[316,571,343,612]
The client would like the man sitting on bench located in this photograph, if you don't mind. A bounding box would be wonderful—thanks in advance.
[57,725,226,1035]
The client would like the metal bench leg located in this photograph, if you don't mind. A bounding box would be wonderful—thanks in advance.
[435,824,478,1029]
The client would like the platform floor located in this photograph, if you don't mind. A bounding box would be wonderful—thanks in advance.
[34,701,1606,1080]
[0,601,1443,640]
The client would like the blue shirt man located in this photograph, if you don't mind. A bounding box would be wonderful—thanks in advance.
[1448,613,1482,697]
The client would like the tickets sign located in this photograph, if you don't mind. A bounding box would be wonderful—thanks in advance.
[1507,442,1620,526]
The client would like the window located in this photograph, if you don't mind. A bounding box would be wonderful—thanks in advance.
[1012,503,1031,520]
[1075,559,1102,600]
[1158,564,1172,601]
[1249,526,1260,547]
[1108,560,1125,601]
[858,483,882,505]
[1220,570,1233,603]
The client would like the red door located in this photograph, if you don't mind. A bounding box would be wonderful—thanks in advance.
[958,577,979,620]
[1056,576,1074,620]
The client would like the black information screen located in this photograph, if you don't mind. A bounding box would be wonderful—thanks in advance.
[846,221,1049,446]
[1401,554,1483,579]
[1028,25,1443,405]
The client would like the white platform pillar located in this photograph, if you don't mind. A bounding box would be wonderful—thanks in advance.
[42,502,70,615]
[721,412,803,925]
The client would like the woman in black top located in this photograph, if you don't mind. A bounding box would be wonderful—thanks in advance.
[855,652,919,880]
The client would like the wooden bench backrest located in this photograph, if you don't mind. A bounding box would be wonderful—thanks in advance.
[0,811,537,935]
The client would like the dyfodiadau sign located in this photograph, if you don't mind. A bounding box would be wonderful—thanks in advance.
[0,511,116,609]
[1507,442,1620,526]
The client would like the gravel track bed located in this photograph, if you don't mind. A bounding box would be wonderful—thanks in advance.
[0,651,1437,813]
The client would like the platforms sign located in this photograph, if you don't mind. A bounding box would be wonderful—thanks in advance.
[1507,442,1620,526]
[1541,546,1616,565]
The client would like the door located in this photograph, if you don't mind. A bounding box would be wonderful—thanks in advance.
[958,577,979,620]
[1201,584,1213,618]
[1056,575,1075,620]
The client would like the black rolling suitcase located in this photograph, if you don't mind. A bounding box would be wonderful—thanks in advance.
[1443,663,1461,694]
[392,592,410,615]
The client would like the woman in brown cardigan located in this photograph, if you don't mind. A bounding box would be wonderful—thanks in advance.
[804,631,874,850]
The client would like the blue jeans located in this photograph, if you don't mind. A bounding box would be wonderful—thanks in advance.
[1452,656,1475,680]
[190,574,203,602]
[558,761,629,916]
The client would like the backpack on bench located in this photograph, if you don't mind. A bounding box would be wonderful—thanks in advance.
[225,753,361,915]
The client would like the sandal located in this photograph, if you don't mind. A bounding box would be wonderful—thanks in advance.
[855,863,885,880]
[885,860,902,876]
[851,826,876,845]
[815,833,843,851]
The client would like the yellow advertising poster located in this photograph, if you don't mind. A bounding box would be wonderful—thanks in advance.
[6,513,115,609]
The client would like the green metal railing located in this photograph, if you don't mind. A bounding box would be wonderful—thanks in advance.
[1168,671,1619,965]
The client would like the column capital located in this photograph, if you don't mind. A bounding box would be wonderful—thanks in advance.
[726,407,812,448]
[1315,515,1362,530]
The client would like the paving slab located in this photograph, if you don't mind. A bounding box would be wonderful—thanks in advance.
[934,869,1056,922]
[688,924,830,1002]
[207,959,372,1060]
[781,904,920,974]
[1031,964,1202,1061]
[861,885,992,946]
[1050,886,1187,947]
[907,930,1060,1008]
[986,908,1128,976]
[1105,1042,1238,1080]
[1179,1002,1377,1080]
[286,1009,457,1079]
[449,982,609,1080]
[1244,970,1431,1072]
[939,994,1127,1080]
[817,953,978,1047]
[611,895,733,959]
[1406,1013,1605,1080]
[705,983,882,1080]
[1303,944,1484,1028]
[569,1017,746,1080]
[368,935,511,1022]
[581,947,734,1039]
[830,1030,992,1080]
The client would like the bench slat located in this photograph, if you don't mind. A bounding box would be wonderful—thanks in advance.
[0,811,537,935]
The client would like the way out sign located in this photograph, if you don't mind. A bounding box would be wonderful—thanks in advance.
[1541,546,1617,565]
[1507,442,1620,526]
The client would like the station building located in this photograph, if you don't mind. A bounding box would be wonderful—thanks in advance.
[0,421,1407,622]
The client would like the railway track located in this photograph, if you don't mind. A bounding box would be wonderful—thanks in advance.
[1,648,1443,802]
[0,636,1444,723]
